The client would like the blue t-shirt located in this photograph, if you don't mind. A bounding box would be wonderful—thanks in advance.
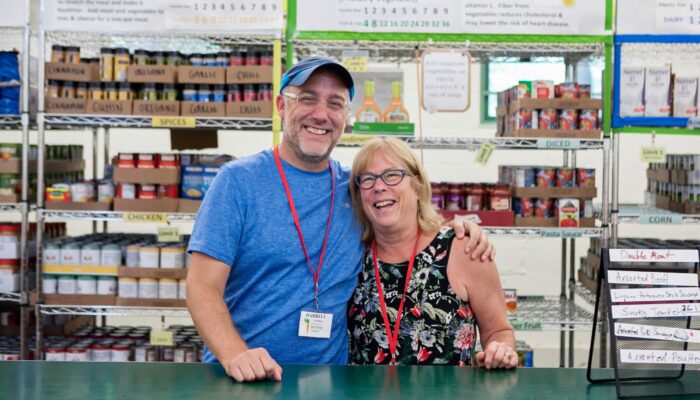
[188,149,364,365]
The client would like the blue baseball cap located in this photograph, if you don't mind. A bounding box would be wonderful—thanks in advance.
[280,56,355,100]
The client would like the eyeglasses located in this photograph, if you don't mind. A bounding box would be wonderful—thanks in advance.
[282,92,349,115]
[355,169,408,190]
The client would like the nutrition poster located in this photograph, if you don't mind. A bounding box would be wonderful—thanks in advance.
[296,0,606,35]
[43,0,283,33]
[0,0,27,27]
[618,0,700,34]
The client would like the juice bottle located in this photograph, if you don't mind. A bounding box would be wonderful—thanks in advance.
[355,80,383,123]
[383,81,410,122]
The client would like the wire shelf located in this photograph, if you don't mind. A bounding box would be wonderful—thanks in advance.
[0,203,25,213]
[0,115,21,129]
[482,227,603,237]
[338,136,605,150]
[40,209,196,223]
[39,305,190,318]
[617,204,700,224]
[43,114,272,130]
[293,40,605,63]
[0,292,21,303]
[511,296,594,331]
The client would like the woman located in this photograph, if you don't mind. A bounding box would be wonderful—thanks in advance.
[348,137,517,368]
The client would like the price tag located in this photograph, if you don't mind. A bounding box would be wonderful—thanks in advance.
[341,56,368,72]
[641,147,666,163]
[152,116,196,128]
[639,215,683,225]
[158,226,181,242]
[475,142,495,165]
[688,117,700,130]
[540,229,584,238]
[123,212,169,224]
[536,139,582,150]
[150,330,174,347]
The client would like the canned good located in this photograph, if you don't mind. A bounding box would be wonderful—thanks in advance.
[558,199,580,228]
[76,276,97,295]
[43,242,61,265]
[445,183,463,211]
[534,198,554,218]
[100,243,122,266]
[70,183,91,202]
[138,278,158,299]
[61,242,81,265]
[118,153,136,168]
[158,184,179,199]
[118,277,138,298]
[138,184,157,200]
[139,245,160,268]
[65,346,89,362]
[126,244,140,268]
[579,109,599,130]
[465,183,486,211]
[111,344,131,362]
[515,110,533,130]
[80,243,100,265]
[514,168,536,188]
[488,184,511,211]
[159,154,179,168]
[515,198,535,217]
[430,183,444,210]
[556,168,576,188]
[91,344,111,362]
[578,84,591,99]
[137,153,157,169]
[162,347,174,362]
[135,345,156,362]
[98,181,115,203]
[117,183,136,199]
[159,279,178,299]
[45,346,66,361]
[43,275,58,294]
[160,246,185,269]
[577,168,596,188]
[503,289,517,320]
[558,82,578,99]
[536,168,556,188]
[178,279,186,299]
[58,275,77,295]
[538,109,558,130]
[97,276,117,295]
[558,109,579,130]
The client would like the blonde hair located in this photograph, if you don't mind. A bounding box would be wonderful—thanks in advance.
[350,137,444,243]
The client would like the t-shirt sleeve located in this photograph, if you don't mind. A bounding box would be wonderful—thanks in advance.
[187,165,243,267]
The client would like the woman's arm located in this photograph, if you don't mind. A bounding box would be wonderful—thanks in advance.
[447,237,517,369]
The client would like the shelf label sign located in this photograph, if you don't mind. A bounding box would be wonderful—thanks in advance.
[475,142,495,165]
[620,349,700,365]
[540,229,584,238]
[342,51,369,72]
[158,226,181,242]
[609,249,699,264]
[152,116,196,128]
[510,321,542,331]
[536,139,581,150]
[639,214,682,225]
[618,0,700,34]
[123,212,169,224]
[421,50,471,112]
[615,323,700,343]
[296,0,606,35]
[150,330,174,347]
[641,147,666,163]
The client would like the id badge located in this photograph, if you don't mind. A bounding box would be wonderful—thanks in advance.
[298,310,333,339]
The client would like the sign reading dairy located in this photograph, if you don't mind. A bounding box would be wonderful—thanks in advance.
[421,50,471,112]
[618,0,700,34]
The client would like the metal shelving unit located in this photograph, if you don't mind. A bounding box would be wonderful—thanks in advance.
[616,204,700,225]
[0,1,31,360]
[40,209,197,224]
[39,305,190,318]
[510,296,594,332]
[339,137,605,150]
[43,114,272,130]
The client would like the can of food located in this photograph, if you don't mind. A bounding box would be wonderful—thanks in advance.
[445,183,463,211]
[97,276,117,295]
[118,277,138,298]
[126,244,140,267]
[137,153,157,169]
[80,242,100,265]
[98,180,115,203]
[159,154,180,168]
[517,198,535,217]
[138,278,158,299]
[76,276,97,295]
[162,347,174,362]
[581,199,594,218]
[100,243,122,266]
[579,109,599,130]
[139,245,160,268]
[465,183,486,211]
[91,344,111,362]
[523,348,534,367]
[173,346,186,363]
[135,345,156,362]
[70,183,91,202]
[43,241,61,265]
[503,289,517,320]
[558,109,579,130]
[160,246,185,269]
[538,109,558,130]
[515,110,533,130]
[117,183,136,199]
[576,168,596,188]
[65,346,89,362]
[43,275,58,294]
[578,84,591,99]
[111,344,131,362]
[158,184,179,199]
[158,279,178,299]
[556,168,576,188]
[558,82,578,99]
[60,242,80,265]
[536,168,556,188]
[57,275,76,294]
[138,184,157,200]
[178,279,186,299]
[534,198,554,218]
[514,168,536,188]
[45,346,66,361]
[430,183,444,210]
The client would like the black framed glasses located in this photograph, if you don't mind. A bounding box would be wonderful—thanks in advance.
[282,92,349,114]
[355,169,407,190]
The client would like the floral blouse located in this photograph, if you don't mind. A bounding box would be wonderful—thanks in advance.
[348,227,477,366]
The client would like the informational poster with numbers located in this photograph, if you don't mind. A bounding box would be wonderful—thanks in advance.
[296,0,606,35]
[43,0,282,33]
[0,0,27,27]
[618,0,700,34]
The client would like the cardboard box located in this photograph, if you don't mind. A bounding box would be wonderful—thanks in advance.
[45,97,86,114]
[181,101,226,117]
[578,269,598,294]
[117,266,187,280]
[113,167,180,185]
[438,210,514,227]
[177,66,226,84]
[132,100,180,116]
[116,297,187,307]
[647,168,671,183]
[508,98,603,113]
[226,66,273,84]
[86,100,132,115]
[655,194,671,210]
[504,129,601,139]
[114,198,178,213]
[178,199,202,214]
[682,201,700,214]
[513,187,597,199]
[514,217,595,227]
[45,62,99,82]
[45,201,112,211]
[0,159,84,174]
[226,101,273,118]
[587,250,601,273]
[127,65,177,83]
[0,194,20,203]
[43,294,116,306]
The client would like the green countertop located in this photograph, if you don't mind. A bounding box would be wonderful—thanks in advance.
[0,362,630,399]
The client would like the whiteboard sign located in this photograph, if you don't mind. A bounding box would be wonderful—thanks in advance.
[618,0,700,34]
[608,270,698,287]
[609,249,699,263]
[612,303,700,319]
[615,323,700,343]
[610,287,700,303]
[0,0,27,27]
[296,0,607,35]
[43,0,282,33]
[620,349,700,365]
[421,50,471,112]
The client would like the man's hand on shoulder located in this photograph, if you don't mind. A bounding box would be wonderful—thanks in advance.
[224,347,283,382]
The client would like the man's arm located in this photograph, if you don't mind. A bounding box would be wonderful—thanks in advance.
[187,251,282,382]
[446,219,496,261]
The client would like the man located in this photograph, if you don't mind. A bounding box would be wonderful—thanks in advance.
[187,57,495,382]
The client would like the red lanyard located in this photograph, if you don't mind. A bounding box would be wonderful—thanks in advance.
[274,146,335,310]
[371,229,421,365]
